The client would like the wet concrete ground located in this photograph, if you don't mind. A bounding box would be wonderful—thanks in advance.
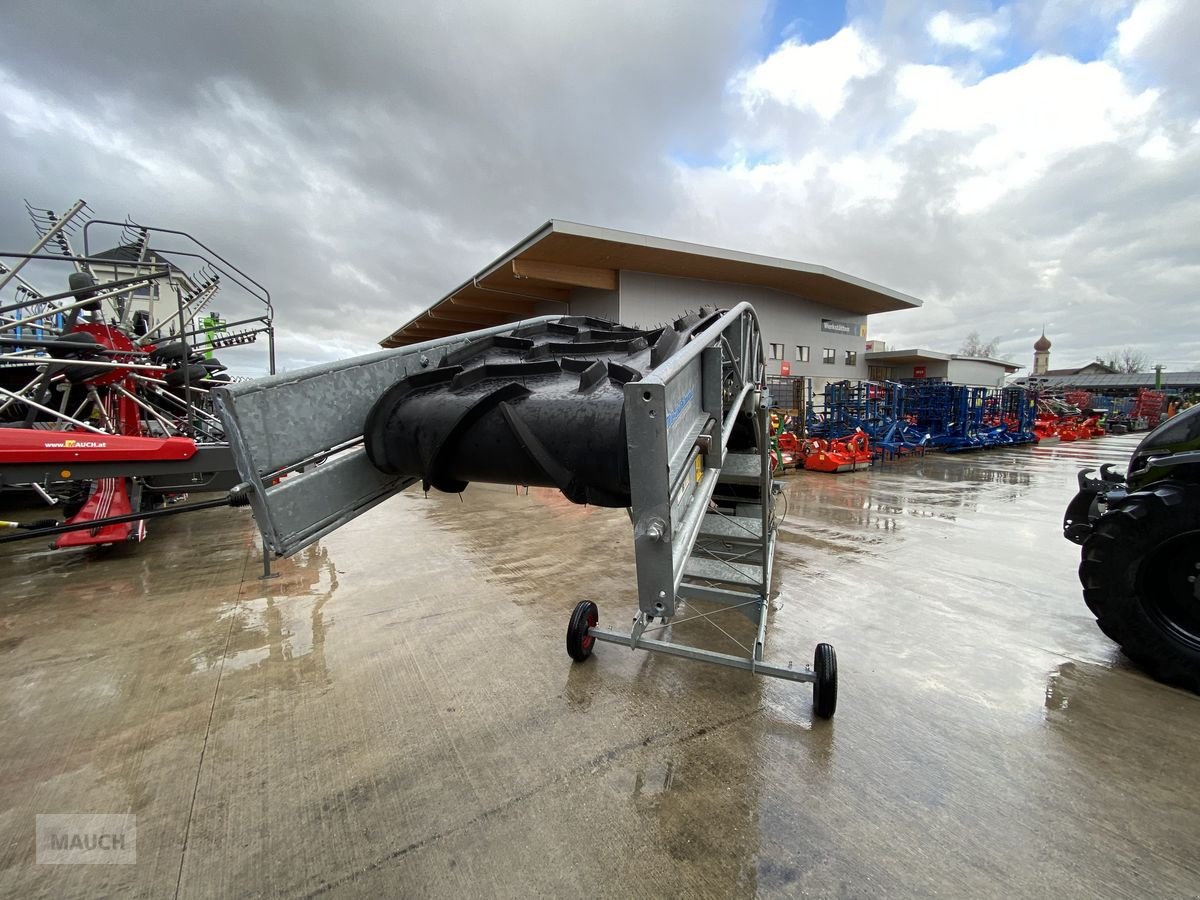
[1,433,1198,898]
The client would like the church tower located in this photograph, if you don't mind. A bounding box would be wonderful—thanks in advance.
[1033,330,1051,376]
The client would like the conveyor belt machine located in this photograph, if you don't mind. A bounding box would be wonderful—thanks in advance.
[215,303,837,717]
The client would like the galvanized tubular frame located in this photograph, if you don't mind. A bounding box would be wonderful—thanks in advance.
[585,302,812,685]
[214,305,815,686]
[213,317,561,557]
[82,219,277,374]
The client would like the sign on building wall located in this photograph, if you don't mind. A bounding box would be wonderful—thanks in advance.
[821,318,866,337]
[780,360,791,376]
[913,365,927,378]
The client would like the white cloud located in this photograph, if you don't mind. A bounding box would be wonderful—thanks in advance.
[1115,0,1179,58]
[927,9,1009,52]
[667,6,1200,368]
[3,2,1198,372]
[1137,131,1176,160]
[897,55,1158,211]
[736,26,884,120]
[675,150,906,217]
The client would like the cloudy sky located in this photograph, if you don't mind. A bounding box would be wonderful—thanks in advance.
[1,0,1196,374]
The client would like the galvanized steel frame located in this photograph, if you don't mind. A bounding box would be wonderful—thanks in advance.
[215,304,806,683]
[589,302,809,684]
[213,318,561,557]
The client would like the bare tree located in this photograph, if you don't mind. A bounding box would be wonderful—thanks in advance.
[959,330,999,357]
[1094,347,1148,373]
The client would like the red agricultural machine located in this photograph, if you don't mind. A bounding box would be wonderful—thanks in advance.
[769,412,873,474]
[801,432,873,473]
[1033,391,1109,443]
[0,200,274,550]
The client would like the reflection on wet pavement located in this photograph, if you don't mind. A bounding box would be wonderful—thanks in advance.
[1,433,1198,897]
[193,543,338,685]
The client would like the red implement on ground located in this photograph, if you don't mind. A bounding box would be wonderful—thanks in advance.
[52,477,144,548]
[0,427,201,546]
[802,431,872,473]
[776,431,802,469]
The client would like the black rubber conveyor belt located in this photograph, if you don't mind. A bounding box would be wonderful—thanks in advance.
[364,310,719,507]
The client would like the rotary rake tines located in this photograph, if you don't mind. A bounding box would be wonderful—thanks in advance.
[134,272,220,347]
[205,329,259,350]
[116,219,150,259]
[25,200,93,271]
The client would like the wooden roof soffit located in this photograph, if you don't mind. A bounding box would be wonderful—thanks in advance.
[425,308,513,327]
[467,278,568,304]
[511,259,618,292]
[401,321,463,337]
[444,295,542,315]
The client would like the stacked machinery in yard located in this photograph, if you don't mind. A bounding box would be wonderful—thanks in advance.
[0,200,274,548]
[214,303,840,717]
[1064,404,1200,694]
[1036,388,1166,439]
[903,382,1038,451]
[794,379,1037,463]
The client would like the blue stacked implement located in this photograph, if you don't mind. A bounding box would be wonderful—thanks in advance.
[804,379,1038,454]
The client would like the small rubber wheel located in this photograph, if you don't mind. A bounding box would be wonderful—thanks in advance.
[567,600,599,662]
[813,642,837,719]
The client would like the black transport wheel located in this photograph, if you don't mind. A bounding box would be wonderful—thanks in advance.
[1080,483,1200,693]
[164,364,208,387]
[567,600,599,662]
[149,341,190,364]
[813,642,838,719]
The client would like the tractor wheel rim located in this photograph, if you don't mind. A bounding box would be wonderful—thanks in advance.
[1139,530,1200,651]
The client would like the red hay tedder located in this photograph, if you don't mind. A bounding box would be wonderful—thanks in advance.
[0,199,274,550]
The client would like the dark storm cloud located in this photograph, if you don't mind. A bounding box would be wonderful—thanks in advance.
[0,1,766,370]
[3,0,1197,378]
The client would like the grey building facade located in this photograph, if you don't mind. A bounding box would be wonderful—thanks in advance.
[864,348,1020,387]
[383,221,921,393]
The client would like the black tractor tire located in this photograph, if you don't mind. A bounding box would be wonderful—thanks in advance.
[63,364,100,384]
[1079,483,1200,693]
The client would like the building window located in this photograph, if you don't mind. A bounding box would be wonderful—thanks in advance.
[844,350,858,366]
[769,343,785,360]
[796,345,810,362]
[822,348,835,364]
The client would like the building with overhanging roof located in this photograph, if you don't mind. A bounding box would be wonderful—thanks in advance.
[381,220,922,388]
[87,244,200,333]
[864,347,1021,387]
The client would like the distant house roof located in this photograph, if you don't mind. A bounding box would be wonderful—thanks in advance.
[89,244,185,274]
[1015,371,1200,391]
[865,348,1020,372]
[381,220,924,347]
[1044,362,1118,377]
